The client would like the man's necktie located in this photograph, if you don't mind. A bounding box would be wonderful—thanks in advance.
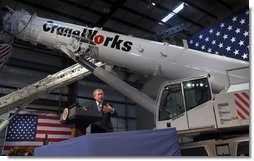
[98,102,102,114]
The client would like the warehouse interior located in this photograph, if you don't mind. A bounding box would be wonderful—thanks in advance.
[0,0,250,156]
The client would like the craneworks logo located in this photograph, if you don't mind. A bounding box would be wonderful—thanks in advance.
[43,21,133,52]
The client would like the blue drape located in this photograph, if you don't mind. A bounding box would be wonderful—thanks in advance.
[34,128,181,156]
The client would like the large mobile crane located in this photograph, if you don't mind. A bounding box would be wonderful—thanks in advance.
[0,7,249,156]
[156,69,249,156]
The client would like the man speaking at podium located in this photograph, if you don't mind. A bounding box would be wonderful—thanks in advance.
[83,89,117,133]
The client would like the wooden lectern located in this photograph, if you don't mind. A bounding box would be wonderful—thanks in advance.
[60,106,102,137]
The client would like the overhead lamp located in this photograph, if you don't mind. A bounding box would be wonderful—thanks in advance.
[147,0,157,8]
[161,2,186,23]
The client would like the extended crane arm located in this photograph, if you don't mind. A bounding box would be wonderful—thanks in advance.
[0,62,103,116]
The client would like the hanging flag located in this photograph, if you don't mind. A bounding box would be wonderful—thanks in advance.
[188,8,249,61]
[3,113,71,155]
[0,43,12,68]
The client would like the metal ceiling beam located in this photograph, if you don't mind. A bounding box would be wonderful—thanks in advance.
[215,0,233,11]
[96,0,127,26]
[141,0,204,29]
[180,0,218,20]
[58,0,155,34]
[121,5,172,28]
[14,0,122,34]
[14,0,94,25]
[100,0,173,28]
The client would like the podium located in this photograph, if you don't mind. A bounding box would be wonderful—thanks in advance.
[60,106,102,137]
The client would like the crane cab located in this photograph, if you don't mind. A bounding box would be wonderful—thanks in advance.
[155,76,217,132]
[155,75,249,134]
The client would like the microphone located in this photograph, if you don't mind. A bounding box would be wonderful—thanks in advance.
[69,102,80,109]
[103,102,113,107]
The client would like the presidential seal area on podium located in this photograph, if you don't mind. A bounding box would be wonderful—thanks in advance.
[60,103,102,137]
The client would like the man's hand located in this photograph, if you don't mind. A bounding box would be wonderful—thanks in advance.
[102,104,114,113]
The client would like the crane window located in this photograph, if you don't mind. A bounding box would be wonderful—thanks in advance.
[159,83,185,121]
[181,146,208,156]
[183,78,211,111]
[236,141,249,156]
[216,144,230,156]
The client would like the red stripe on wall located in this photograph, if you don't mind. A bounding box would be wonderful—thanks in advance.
[36,130,71,135]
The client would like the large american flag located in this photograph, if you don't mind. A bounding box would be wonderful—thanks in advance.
[0,44,12,68]
[3,113,71,154]
[188,8,249,61]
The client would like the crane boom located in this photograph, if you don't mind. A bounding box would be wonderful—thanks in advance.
[0,62,103,116]
[2,9,249,93]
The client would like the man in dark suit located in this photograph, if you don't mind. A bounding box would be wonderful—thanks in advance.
[84,88,117,133]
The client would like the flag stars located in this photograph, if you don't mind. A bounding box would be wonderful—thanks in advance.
[231,37,236,43]
[187,9,248,61]
[223,34,228,39]
[240,19,245,25]
[234,50,239,55]
[220,23,225,28]
[239,40,244,46]
[232,16,237,22]
[199,34,203,39]
[235,28,241,34]
[227,25,232,31]
[245,10,249,15]
[242,53,248,59]
[189,40,193,44]
[226,46,231,52]
[243,31,249,37]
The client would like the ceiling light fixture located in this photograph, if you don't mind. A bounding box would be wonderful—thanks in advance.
[161,2,186,23]
[147,0,157,8]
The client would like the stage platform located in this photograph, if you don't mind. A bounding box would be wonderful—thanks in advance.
[34,128,181,156]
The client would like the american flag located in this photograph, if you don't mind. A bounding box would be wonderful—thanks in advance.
[188,8,249,61]
[0,44,12,67]
[3,113,71,154]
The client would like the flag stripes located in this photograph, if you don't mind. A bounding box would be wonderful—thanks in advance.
[0,44,12,67]
[0,45,11,59]
[3,113,71,154]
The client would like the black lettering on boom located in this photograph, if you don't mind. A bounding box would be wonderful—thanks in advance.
[42,21,133,52]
